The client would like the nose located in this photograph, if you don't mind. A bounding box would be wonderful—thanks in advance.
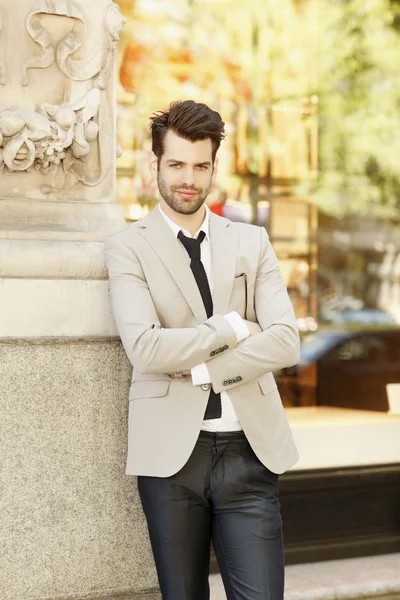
[181,167,195,187]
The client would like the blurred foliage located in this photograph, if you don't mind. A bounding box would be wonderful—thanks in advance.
[314,0,400,218]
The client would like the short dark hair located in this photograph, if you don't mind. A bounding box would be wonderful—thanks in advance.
[150,100,225,163]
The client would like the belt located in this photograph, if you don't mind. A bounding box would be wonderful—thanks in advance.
[199,430,246,442]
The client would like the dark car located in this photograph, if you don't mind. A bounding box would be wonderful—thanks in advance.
[275,326,400,411]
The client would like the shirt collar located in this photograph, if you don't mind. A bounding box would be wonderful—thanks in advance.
[158,203,210,241]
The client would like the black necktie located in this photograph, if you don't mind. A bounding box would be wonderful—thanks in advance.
[178,229,222,419]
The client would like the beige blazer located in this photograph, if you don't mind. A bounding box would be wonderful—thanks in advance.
[105,207,300,477]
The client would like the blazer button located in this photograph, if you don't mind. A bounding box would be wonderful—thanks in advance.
[223,345,229,350]
[210,351,215,357]
[237,376,243,381]
[223,380,229,386]
[201,384,211,391]
[228,379,233,384]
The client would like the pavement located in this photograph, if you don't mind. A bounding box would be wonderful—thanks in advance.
[209,553,400,599]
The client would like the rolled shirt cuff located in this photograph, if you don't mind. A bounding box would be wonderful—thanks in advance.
[191,362,212,386]
[224,311,250,343]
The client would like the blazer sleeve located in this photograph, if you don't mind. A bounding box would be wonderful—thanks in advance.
[105,235,238,374]
[205,227,300,393]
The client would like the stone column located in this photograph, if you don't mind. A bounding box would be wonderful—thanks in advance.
[0,2,159,599]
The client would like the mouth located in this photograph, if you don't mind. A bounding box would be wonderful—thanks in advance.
[176,190,198,199]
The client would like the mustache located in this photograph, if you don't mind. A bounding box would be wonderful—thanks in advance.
[172,185,200,192]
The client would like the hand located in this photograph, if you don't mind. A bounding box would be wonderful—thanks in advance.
[243,319,262,337]
[167,370,192,378]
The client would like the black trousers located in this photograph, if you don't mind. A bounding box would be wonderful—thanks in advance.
[138,431,284,600]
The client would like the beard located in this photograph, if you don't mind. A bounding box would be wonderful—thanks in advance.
[157,173,211,215]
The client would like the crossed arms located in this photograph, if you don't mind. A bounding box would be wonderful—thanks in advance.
[105,227,300,394]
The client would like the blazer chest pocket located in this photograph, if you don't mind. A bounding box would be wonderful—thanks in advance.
[229,273,247,317]
[129,380,170,400]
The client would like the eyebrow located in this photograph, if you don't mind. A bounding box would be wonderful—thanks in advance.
[166,159,212,167]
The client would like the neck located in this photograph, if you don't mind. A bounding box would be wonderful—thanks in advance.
[160,200,207,237]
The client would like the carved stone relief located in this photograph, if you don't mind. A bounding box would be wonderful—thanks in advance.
[0,0,126,197]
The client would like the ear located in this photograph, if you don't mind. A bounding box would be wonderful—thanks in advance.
[211,158,219,184]
[148,151,158,178]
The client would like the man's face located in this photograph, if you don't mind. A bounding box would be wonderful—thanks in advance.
[149,130,218,215]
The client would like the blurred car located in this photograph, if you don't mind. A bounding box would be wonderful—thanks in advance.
[320,307,396,326]
[275,326,400,411]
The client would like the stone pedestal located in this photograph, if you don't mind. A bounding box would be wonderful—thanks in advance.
[0,1,159,598]
[0,339,159,600]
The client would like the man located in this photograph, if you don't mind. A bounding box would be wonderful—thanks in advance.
[105,100,300,600]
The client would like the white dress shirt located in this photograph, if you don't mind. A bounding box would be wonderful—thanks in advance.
[158,203,249,432]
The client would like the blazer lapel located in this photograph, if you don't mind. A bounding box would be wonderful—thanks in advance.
[209,212,238,315]
[138,208,207,323]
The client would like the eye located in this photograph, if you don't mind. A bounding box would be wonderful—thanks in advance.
[170,163,181,169]
[197,165,208,171]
